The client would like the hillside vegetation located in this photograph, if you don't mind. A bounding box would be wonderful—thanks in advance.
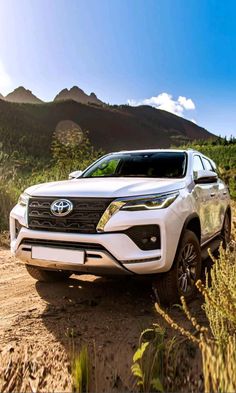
[0,131,235,233]
[177,138,236,198]
[0,99,214,157]
[0,99,235,232]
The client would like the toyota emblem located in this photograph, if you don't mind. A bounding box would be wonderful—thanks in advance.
[50,199,73,217]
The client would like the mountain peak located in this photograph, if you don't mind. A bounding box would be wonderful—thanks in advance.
[16,86,26,91]
[70,85,84,92]
[54,85,103,105]
[5,86,42,104]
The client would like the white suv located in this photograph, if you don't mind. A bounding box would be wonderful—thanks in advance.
[10,150,231,303]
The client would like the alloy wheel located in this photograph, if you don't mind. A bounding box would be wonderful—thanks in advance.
[177,242,198,294]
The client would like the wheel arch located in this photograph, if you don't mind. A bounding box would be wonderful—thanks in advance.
[181,213,201,243]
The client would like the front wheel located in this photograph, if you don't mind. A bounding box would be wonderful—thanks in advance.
[26,265,71,282]
[153,230,202,304]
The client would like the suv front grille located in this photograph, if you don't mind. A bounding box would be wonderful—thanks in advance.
[28,197,113,234]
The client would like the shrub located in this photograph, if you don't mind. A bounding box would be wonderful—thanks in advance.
[51,128,104,180]
[0,129,104,231]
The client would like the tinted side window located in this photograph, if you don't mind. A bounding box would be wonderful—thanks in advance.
[202,157,214,171]
[193,155,204,172]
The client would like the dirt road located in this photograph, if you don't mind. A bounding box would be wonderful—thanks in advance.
[0,247,205,392]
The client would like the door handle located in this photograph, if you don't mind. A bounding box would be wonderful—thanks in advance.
[210,192,216,197]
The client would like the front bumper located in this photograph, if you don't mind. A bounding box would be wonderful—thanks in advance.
[15,241,132,275]
[10,201,183,275]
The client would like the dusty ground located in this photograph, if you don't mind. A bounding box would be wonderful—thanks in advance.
[0,247,206,392]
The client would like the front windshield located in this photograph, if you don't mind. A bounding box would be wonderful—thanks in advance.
[82,152,187,178]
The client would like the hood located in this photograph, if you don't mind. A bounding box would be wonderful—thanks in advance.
[25,177,186,198]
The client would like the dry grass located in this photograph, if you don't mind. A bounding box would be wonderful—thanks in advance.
[0,231,9,248]
[155,202,236,393]
[200,335,236,393]
[0,344,71,392]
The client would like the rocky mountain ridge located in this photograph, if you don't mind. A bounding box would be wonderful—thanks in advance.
[0,85,103,105]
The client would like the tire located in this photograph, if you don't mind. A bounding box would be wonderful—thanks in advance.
[220,212,231,249]
[153,230,202,305]
[26,265,71,282]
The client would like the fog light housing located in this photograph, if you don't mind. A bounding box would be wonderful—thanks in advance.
[125,225,161,250]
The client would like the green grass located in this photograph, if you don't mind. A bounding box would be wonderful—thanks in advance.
[72,346,90,393]
[131,326,165,392]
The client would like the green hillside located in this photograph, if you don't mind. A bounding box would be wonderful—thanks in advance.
[0,99,215,157]
[178,139,236,198]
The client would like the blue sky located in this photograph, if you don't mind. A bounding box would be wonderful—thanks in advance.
[0,0,236,137]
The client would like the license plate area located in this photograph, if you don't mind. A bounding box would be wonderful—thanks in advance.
[31,246,85,264]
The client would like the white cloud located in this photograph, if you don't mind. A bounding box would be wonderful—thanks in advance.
[127,92,196,118]
[0,60,13,95]
[178,96,195,110]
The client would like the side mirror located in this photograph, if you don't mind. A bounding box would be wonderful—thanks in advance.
[69,170,83,180]
[194,170,218,184]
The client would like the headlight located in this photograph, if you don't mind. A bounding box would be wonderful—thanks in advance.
[18,193,30,207]
[97,192,179,231]
[120,192,179,211]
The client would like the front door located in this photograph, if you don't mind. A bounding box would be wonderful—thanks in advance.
[192,155,218,243]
